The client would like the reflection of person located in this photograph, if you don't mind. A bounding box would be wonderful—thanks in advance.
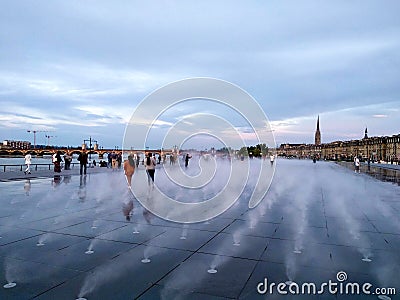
[79,175,87,202]
[123,155,136,187]
[24,179,31,195]
[24,153,32,174]
[78,150,88,175]
[143,208,153,224]
[145,152,156,187]
[52,175,62,186]
[63,175,71,184]
[53,151,63,173]
[122,200,134,221]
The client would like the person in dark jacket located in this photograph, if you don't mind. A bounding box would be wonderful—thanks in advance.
[53,151,63,173]
[185,153,192,168]
[78,149,88,175]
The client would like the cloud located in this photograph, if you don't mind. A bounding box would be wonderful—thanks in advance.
[1,1,400,147]
[272,101,400,145]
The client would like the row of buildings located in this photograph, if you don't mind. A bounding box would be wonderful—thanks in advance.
[1,140,31,150]
[277,117,400,163]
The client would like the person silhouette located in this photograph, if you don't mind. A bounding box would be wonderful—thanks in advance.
[24,153,32,174]
[145,153,156,187]
[78,149,88,175]
[123,154,135,187]
[185,153,192,168]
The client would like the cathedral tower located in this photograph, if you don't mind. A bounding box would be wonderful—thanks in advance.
[315,115,321,145]
[364,127,368,139]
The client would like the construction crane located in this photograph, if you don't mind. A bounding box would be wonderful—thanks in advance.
[27,130,46,149]
[45,135,57,147]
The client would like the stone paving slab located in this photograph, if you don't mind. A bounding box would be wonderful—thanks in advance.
[0,159,399,299]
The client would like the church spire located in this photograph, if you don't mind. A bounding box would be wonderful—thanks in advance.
[364,127,368,139]
[315,115,321,145]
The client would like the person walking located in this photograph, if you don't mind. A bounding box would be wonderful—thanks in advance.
[270,154,275,166]
[123,154,136,187]
[185,153,192,168]
[111,152,118,170]
[135,153,140,168]
[78,149,88,175]
[117,153,122,168]
[107,152,112,168]
[24,152,32,174]
[145,152,156,187]
[354,157,360,173]
[53,151,63,173]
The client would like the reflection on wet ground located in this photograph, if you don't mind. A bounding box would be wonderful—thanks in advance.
[337,161,400,185]
[0,159,399,299]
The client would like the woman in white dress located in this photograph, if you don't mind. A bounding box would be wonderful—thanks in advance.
[24,153,32,174]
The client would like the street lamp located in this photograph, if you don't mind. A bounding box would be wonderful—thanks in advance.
[45,135,57,147]
[83,136,98,161]
[27,130,46,149]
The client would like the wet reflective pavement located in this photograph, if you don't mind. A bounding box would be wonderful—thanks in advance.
[0,159,399,299]
[337,161,400,186]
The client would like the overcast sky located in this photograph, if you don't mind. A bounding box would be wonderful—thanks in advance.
[1,1,399,149]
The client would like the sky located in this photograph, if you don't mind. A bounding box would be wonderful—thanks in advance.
[0,1,399,149]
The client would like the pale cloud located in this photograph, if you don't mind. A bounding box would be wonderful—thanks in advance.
[1,1,399,147]
[0,63,176,99]
[272,101,400,145]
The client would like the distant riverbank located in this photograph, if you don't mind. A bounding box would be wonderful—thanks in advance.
[0,154,106,165]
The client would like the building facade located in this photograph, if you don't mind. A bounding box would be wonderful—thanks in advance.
[277,117,400,163]
[2,140,31,149]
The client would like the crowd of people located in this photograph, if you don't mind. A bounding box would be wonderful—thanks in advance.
[22,151,281,222]
[23,151,264,192]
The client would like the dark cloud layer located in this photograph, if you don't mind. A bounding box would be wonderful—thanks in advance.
[0,1,399,147]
